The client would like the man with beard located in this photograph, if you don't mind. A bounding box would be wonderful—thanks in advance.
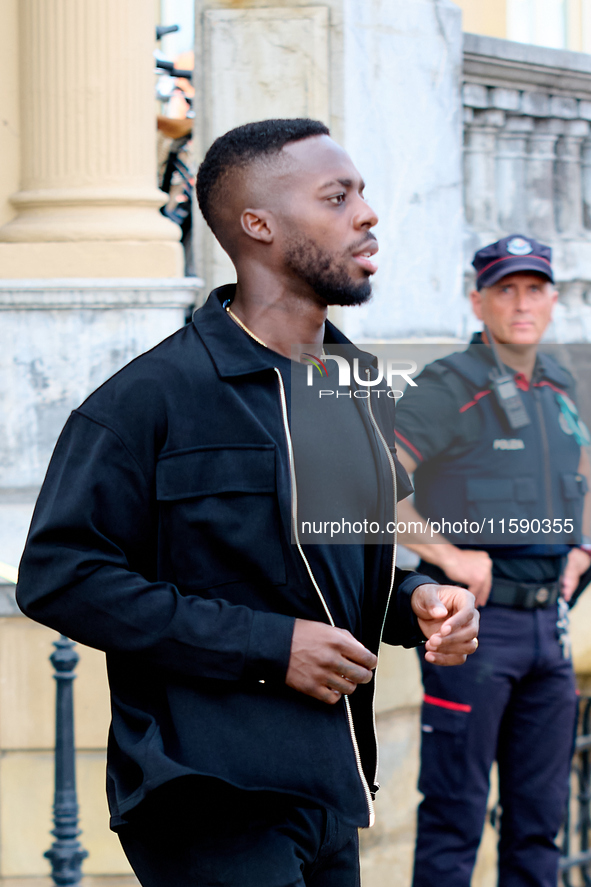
[16,119,478,887]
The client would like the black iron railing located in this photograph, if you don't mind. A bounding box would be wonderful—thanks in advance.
[45,635,88,886]
[561,695,591,886]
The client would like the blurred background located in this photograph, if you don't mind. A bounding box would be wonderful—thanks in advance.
[1,1,591,885]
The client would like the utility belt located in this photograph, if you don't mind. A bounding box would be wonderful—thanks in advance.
[488,578,560,610]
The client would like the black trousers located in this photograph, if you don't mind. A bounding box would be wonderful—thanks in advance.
[413,605,578,887]
[118,777,360,887]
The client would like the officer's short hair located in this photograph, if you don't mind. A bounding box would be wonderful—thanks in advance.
[196,118,330,236]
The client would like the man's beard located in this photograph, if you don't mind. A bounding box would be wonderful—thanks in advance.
[283,233,373,306]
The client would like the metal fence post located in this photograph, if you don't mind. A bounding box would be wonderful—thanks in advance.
[561,695,591,886]
[45,635,88,886]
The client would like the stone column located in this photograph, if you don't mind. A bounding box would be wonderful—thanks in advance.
[555,119,590,238]
[526,118,562,242]
[464,109,505,233]
[0,0,183,278]
[495,114,534,234]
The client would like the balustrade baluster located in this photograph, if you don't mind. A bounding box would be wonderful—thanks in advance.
[464,108,505,232]
[527,118,563,240]
[496,115,534,233]
[581,135,591,230]
[555,120,590,237]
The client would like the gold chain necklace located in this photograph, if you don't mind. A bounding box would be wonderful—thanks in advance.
[225,303,327,359]
[225,305,268,348]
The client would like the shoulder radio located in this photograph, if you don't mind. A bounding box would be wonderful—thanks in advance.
[484,326,531,431]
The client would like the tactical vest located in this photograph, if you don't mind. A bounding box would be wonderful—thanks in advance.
[413,342,587,550]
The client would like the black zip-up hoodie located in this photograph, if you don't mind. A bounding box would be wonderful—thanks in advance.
[16,287,430,829]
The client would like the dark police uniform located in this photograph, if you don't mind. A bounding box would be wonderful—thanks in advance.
[395,333,587,887]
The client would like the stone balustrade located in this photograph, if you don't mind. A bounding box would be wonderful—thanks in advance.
[463,33,591,341]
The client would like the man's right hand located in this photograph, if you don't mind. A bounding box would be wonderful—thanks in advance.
[440,547,493,608]
[286,619,378,705]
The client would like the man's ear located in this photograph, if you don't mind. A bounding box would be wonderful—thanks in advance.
[469,288,484,321]
[240,209,274,243]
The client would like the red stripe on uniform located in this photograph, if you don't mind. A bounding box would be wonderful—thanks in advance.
[424,694,472,713]
[394,430,424,463]
[534,380,565,394]
[459,390,491,413]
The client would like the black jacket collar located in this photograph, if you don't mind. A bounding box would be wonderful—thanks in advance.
[194,285,376,379]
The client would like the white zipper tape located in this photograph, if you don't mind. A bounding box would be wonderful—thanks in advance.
[274,367,376,827]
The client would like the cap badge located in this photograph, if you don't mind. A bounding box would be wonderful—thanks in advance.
[506,237,533,256]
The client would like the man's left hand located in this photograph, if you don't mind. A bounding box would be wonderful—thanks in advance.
[561,547,591,603]
[411,584,479,666]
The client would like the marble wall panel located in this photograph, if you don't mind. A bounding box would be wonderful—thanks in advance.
[338,0,465,340]
[203,6,330,291]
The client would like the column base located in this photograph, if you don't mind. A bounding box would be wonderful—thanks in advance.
[0,241,185,278]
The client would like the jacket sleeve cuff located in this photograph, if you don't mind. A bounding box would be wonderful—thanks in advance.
[391,571,437,648]
[244,611,296,682]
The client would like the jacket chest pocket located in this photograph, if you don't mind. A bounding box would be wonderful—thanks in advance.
[156,445,286,591]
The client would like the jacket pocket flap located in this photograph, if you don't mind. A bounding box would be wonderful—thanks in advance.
[514,477,538,502]
[562,472,588,499]
[466,478,513,501]
[156,445,276,500]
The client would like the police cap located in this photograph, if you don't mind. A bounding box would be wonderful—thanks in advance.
[472,234,554,290]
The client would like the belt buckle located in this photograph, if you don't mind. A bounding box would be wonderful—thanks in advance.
[535,586,550,606]
[522,583,551,608]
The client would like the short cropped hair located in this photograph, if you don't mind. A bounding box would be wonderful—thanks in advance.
[196,118,330,235]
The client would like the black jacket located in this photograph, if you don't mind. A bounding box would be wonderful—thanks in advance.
[17,286,429,830]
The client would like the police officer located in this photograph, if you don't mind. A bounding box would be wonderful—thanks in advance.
[394,234,591,887]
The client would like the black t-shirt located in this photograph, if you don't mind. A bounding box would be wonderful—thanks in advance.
[275,354,382,633]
